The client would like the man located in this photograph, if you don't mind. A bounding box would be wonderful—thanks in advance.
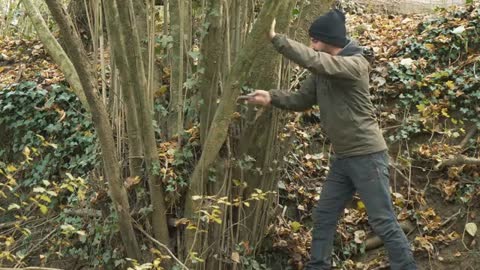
[243,9,417,270]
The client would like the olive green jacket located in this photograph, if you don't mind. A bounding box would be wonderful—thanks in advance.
[270,35,387,157]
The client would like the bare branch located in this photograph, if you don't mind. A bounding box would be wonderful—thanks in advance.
[135,224,189,270]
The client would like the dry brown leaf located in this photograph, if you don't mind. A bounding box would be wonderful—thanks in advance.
[231,251,240,263]
[124,176,141,189]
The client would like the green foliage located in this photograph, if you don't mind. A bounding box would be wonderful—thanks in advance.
[240,255,270,270]
[167,131,197,193]
[234,243,271,270]
[155,35,173,50]
[0,82,118,269]
[0,82,98,187]
[387,5,480,141]
[157,128,200,195]
[0,171,122,268]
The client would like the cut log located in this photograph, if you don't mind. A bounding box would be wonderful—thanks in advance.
[365,221,415,251]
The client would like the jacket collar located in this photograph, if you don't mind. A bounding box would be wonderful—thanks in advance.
[338,40,363,56]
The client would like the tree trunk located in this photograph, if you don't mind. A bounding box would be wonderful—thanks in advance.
[113,0,170,245]
[67,0,91,50]
[133,0,163,108]
[238,0,335,248]
[43,0,141,260]
[292,0,336,44]
[132,0,148,44]
[199,0,223,146]
[167,0,186,139]
[183,0,285,263]
[22,0,89,110]
[192,1,226,267]
[103,1,144,179]
[250,0,336,245]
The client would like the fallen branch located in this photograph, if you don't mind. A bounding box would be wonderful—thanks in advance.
[459,126,478,150]
[0,217,36,230]
[63,208,102,218]
[440,208,462,228]
[365,221,415,251]
[435,155,480,170]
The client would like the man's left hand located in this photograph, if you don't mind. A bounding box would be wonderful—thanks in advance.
[268,18,276,40]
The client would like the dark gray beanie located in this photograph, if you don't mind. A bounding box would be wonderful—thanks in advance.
[308,9,348,48]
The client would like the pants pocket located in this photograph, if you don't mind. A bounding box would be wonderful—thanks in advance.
[366,151,389,182]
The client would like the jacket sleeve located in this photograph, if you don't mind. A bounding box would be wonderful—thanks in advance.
[271,35,368,80]
[270,74,316,112]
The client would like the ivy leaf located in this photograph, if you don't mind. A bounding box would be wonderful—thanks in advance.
[451,25,465,35]
[446,80,455,90]
[44,97,55,108]
[184,77,197,90]
[187,50,201,61]
[77,230,87,243]
[3,102,14,111]
[416,104,426,112]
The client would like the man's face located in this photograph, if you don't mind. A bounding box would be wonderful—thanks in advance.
[310,38,326,52]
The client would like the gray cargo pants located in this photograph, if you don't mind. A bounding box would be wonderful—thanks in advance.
[305,151,417,270]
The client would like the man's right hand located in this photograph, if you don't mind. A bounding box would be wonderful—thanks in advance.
[238,90,271,106]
